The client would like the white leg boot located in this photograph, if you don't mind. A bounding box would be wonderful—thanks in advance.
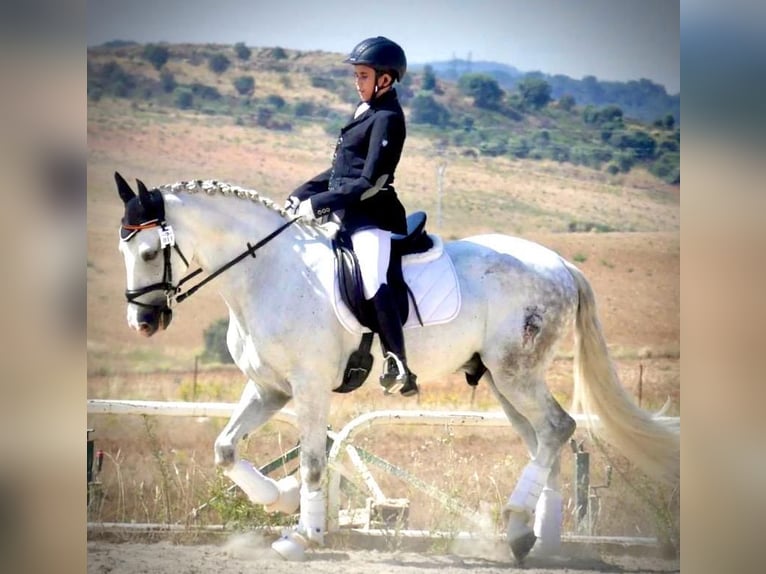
[503,462,551,562]
[533,487,563,556]
[224,459,279,505]
[265,475,301,515]
[271,487,325,561]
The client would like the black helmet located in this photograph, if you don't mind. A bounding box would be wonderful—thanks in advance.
[344,36,407,82]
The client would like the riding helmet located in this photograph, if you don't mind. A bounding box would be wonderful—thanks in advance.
[344,36,407,81]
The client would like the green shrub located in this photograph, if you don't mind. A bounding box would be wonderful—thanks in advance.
[558,93,576,111]
[271,46,288,59]
[570,145,612,169]
[202,318,233,364]
[190,82,221,100]
[208,53,231,75]
[142,44,169,70]
[160,70,176,93]
[233,75,255,96]
[293,100,315,117]
[93,61,136,98]
[266,94,286,109]
[548,144,570,163]
[610,129,657,160]
[87,86,103,102]
[479,135,508,157]
[310,75,335,90]
[234,42,251,60]
[613,150,636,172]
[173,88,194,110]
[650,152,680,184]
[508,138,531,159]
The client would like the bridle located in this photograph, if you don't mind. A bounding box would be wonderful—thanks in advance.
[121,215,299,315]
[121,219,196,322]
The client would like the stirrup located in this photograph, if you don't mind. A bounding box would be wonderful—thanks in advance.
[380,353,419,397]
[380,352,406,385]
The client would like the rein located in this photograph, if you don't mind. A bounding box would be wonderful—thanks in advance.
[175,217,299,304]
[124,216,300,309]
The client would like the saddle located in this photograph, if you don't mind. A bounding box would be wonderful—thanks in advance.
[333,212,433,393]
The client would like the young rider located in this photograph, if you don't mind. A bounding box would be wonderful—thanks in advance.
[285,36,417,397]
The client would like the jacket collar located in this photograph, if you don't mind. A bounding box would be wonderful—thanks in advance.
[344,89,399,129]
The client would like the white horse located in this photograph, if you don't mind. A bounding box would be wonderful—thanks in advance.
[114,173,679,562]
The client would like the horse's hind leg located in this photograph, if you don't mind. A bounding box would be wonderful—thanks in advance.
[485,373,566,556]
[486,365,575,562]
[213,380,297,513]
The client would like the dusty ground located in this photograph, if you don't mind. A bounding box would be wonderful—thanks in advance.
[87,537,680,574]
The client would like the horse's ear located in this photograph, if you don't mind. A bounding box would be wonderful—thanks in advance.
[136,179,151,207]
[115,171,135,204]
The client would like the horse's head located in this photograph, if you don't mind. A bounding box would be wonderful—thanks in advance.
[115,172,182,337]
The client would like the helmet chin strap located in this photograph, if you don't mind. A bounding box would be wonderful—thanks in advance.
[371,72,392,101]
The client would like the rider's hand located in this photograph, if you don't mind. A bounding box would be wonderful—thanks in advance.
[297,199,316,221]
[284,196,300,214]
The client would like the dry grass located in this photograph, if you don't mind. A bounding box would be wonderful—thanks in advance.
[87,355,679,547]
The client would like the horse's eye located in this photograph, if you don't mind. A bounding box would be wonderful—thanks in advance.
[141,248,159,262]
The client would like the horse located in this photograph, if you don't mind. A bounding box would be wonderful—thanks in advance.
[113,172,679,562]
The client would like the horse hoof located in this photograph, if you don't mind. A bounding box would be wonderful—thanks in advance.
[510,530,537,563]
[271,531,307,561]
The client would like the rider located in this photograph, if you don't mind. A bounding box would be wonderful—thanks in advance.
[285,36,417,397]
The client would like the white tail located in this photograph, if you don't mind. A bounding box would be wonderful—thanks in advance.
[565,261,680,485]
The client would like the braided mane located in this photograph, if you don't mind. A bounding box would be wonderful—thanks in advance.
[157,179,324,230]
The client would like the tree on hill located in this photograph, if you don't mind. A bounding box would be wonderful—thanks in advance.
[234,42,251,60]
[208,53,231,75]
[653,113,675,130]
[422,65,437,91]
[142,44,169,70]
[233,75,255,96]
[517,77,552,109]
[558,93,576,111]
[458,73,504,110]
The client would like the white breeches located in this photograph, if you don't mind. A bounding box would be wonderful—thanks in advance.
[351,228,391,300]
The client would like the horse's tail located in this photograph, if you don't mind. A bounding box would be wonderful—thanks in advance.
[564,260,679,485]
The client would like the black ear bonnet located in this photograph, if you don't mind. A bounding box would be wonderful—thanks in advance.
[115,172,166,240]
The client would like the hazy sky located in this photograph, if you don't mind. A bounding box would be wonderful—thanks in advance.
[88,0,680,94]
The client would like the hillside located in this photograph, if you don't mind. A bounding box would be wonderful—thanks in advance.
[87,43,680,185]
[413,59,680,124]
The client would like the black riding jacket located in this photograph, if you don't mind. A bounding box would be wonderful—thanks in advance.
[291,89,407,235]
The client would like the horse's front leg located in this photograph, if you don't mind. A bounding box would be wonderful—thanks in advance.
[213,379,298,514]
[272,377,332,561]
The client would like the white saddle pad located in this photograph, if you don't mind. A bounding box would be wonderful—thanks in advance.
[331,234,461,334]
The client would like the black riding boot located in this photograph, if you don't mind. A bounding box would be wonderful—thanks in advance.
[370,284,418,397]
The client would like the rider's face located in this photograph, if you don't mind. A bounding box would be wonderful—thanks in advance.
[353,64,391,102]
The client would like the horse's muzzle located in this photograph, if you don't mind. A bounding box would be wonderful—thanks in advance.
[135,306,173,336]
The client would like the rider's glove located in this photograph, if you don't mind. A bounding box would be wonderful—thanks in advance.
[284,196,300,214]
[296,199,316,221]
